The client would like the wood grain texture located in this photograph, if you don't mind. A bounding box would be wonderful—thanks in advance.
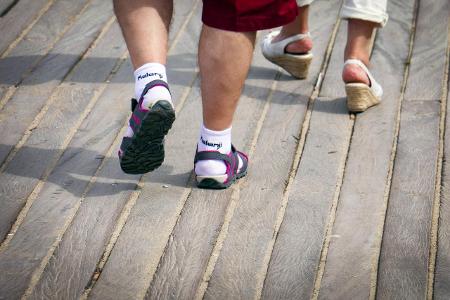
[143,37,280,300]
[377,100,440,299]
[29,2,200,299]
[26,59,133,300]
[0,20,125,300]
[0,0,113,166]
[261,6,350,299]
[376,0,448,297]
[89,4,201,300]
[0,0,50,55]
[0,0,114,241]
[204,0,341,298]
[435,87,450,300]
[0,0,90,102]
[316,0,417,298]
[404,0,449,101]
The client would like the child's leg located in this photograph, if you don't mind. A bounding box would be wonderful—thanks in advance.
[114,0,175,174]
[195,25,255,177]
[341,0,388,84]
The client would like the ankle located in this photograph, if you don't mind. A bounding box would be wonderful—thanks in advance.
[134,62,168,99]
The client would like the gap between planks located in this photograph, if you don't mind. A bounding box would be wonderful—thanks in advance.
[195,13,343,300]
[309,8,417,298]
[194,69,280,300]
[366,1,420,298]
[0,0,55,58]
[255,16,342,300]
[366,0,420,298]
[80,2,201,297]
[427,16,450,300]
[369,0,420,300]
[0,14,115,175]
[81,71,199,299]
[19,59,127,298]
[0,0,94,112]
[0,16,117,252]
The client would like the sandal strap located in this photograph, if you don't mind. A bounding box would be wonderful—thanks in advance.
[139,80,171,104]
[194,151,232,166]
[119,136,132,154]
[267,31,310,44]
[344,59,383,97]
[131,98,138,112]
[129,102,147,133]
[262,31,311,57]
[235,150,248,173]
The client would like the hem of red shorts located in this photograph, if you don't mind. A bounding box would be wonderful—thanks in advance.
[202,10,298,32]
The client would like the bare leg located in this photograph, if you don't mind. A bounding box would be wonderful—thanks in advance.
[199,25,256,131]
[342,19,377,85]
[115,0,175,175]
[272,6,313,54]
[113,0,173,69]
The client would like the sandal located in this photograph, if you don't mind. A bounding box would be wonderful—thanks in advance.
[194,145,248,189]
[261,31,313,79]
[344,59,383,112]
[119,80,175,174]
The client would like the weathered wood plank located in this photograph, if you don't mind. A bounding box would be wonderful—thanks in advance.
[404,0,449,101]
[88,6,201,300]
[0,0,114,241]
[143,39,281,300]
[260,9,351,299]
[376,0,449,297]
[0,0,51,55]
[0,20,126,300]
[315,0,418,299]
[26,59,133,300]
[377,100,440,299]
[203,0,341,298]
[28,2,200,299]
[435,85,450,299]
[0,0,90,104]
[0,0,114,166]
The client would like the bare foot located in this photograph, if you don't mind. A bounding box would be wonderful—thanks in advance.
[342,63,370,85]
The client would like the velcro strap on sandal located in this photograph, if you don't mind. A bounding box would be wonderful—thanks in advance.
[131,98,138,112]
[140,80,171,102]
[194,151,232,166]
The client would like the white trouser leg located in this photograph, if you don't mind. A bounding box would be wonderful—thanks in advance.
[296,0,314,7]
[296,0,388,27]
[340,0,388,27]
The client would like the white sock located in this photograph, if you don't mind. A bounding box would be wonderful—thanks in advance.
[125,63,173,138]
[134,62,167,98]
[195,125,243,176]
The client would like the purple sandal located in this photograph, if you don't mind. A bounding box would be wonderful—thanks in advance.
[194,145,248,189]
[119,80,175,174]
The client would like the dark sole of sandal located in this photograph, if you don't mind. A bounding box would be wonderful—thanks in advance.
[120,100,175,174]
[197,170,247,190]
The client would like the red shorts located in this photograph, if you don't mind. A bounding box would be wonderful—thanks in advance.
[202,0,298,32]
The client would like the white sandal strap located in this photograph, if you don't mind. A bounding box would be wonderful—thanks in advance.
[262,31,311,57]
[276,32,311,45]
[344,59,383,98]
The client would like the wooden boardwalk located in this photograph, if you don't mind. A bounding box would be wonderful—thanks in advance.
[0,0,449,299]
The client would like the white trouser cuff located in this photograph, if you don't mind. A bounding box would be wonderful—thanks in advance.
[340,4,388,27]
[296,0,314,7]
